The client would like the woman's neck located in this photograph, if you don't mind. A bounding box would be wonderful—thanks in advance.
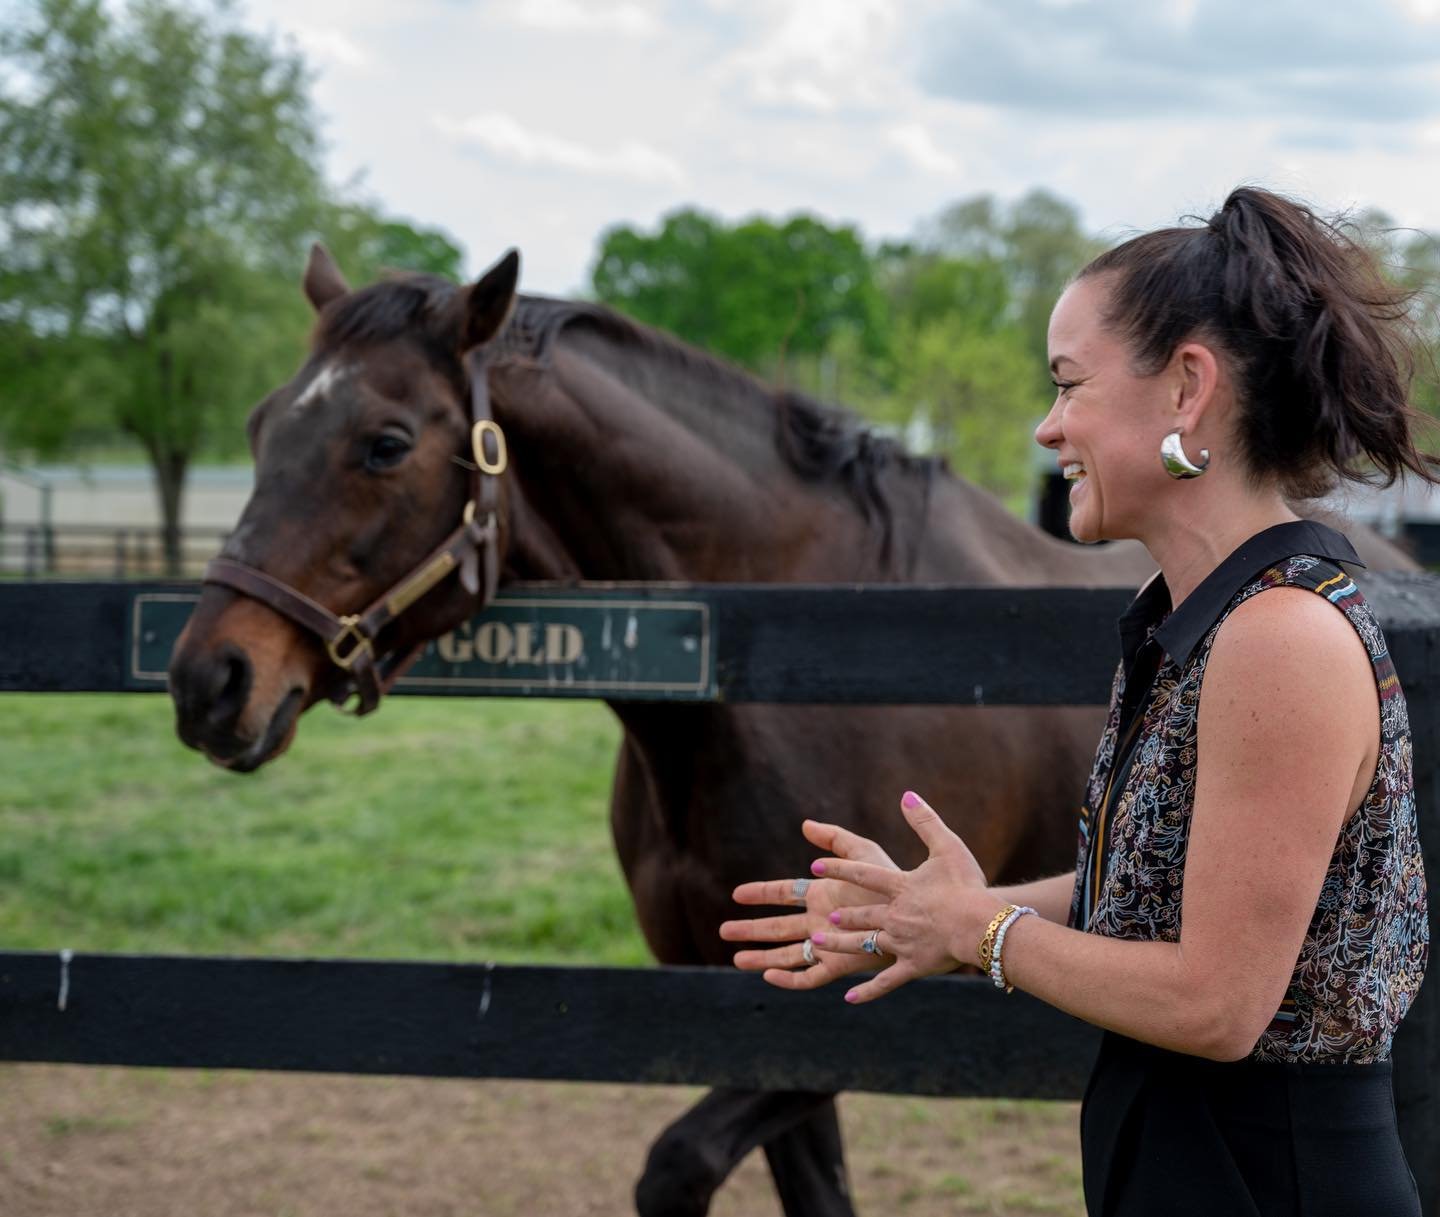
[1140,484,1300,608]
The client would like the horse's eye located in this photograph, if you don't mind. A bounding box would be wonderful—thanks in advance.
[366,433,412,472]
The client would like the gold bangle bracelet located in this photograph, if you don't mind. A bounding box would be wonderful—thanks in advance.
[977,903,1018,972]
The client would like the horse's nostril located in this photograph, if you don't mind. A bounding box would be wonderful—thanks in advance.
[207,647,253,729]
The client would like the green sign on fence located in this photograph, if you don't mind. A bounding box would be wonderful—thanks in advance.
[128,591,716,700]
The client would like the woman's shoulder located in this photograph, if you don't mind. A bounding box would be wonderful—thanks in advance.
[1204,563,1375,705]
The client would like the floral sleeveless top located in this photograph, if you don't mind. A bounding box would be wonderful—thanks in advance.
[1068,521,1428,1064]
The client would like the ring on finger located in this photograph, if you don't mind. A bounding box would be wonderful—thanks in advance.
[802,938,817,966]
[862,929,882,956]
[790,878,812,905]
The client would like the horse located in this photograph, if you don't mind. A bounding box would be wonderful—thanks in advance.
[167,247,1414,1216]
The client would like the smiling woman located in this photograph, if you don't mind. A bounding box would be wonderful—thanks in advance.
[723,186,1439,1217]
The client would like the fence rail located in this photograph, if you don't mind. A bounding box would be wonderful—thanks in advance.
[2,575,1439,1209]
[0,952,1096,1099]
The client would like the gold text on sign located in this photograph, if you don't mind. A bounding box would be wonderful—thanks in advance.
[437,621,585,666]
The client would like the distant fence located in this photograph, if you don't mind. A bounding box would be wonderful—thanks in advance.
[2,575,1440,1210]
[0,523,228,578]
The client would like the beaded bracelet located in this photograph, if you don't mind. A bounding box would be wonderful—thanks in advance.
[988,905,1036,993]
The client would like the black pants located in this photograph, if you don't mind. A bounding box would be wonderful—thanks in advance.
[1080,1032,1421,1217]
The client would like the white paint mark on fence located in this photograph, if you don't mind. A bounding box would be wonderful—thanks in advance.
[57,947,73,1012]
[973,684,985,706]
[624,614,638,649]
[478,961,495,1021]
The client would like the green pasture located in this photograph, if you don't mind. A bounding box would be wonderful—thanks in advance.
[0,693,649,965]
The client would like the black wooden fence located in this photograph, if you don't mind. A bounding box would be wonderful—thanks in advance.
[3,575,1440,1210]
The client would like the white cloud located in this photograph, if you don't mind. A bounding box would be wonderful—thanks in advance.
[712,0,907,114]
[889,124,961,175]
[496,0,658,36]
[291,26,371,70]
[434,112,684,187]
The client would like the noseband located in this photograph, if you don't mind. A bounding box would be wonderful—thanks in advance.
[203,346,507,716]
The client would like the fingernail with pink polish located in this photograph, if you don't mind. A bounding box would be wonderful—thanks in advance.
[844,991,858,1003]
[810,933,827,946]
[811,860,826,875]
[828,911,841,925]
[901,791,921,809]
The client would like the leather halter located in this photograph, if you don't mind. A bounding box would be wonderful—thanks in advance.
[203,346,507,716]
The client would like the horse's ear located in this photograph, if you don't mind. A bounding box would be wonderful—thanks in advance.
[461,249,520,353]
[303,243,350,312]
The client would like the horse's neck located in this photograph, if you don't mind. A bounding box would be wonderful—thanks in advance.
[495,343,878,584]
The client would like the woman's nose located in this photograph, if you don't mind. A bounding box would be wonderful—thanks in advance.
[1034,398,1063,449]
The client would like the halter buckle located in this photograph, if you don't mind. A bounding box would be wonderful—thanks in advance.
[471,420,508,475]
[325,615,374,670]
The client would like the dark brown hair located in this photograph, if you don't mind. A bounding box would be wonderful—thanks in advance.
[1079,186,1438,498]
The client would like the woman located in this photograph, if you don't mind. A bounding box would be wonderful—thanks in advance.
[720,187,1434,1216]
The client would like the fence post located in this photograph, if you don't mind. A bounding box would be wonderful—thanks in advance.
[1385,593,1440,1215]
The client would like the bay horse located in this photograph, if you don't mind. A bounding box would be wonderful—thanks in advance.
[167,247,1411,1216]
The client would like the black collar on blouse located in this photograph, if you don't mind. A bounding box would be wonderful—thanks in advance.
[1117,519,1364,671]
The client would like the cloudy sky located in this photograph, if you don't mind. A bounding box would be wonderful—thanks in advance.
[237,0,1440,294]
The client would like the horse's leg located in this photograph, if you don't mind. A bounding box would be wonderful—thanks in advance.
[762,1098,853,1217]
[610,719,857,1217]
[634,1089,854,1217]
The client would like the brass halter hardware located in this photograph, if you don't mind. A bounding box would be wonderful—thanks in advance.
[472,419,508,475]
[324,615,374,670]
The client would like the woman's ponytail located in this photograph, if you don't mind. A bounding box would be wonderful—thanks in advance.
[1081,186,1438,498]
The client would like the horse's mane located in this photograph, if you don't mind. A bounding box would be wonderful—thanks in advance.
[317,276,943,558]
[507,298,944,557]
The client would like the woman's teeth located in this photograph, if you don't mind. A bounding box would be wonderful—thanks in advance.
[1063,463,1087,480]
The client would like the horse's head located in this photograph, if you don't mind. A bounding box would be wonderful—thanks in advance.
[168,244,519,771]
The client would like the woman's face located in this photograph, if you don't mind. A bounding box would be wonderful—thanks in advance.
[1035,274,1177,544]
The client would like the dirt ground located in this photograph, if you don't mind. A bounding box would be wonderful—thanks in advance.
[0,1066,1084,1216]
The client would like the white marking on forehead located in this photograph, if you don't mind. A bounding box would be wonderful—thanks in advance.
[293,360,353,410]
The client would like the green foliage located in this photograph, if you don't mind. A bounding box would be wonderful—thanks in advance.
[1355,210,1440,419]
[0,0,328,561]
[324,204,467,281]
[919,188,1109,395]
[0,0,466,564]
[881,321,1038,512]
[591,206,888,372]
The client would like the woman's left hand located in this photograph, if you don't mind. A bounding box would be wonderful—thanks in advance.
[813,790,996,1005]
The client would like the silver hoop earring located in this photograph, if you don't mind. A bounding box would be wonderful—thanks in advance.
[1160,429,1209,479]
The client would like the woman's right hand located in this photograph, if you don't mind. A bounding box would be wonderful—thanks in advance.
[719,819,900,991]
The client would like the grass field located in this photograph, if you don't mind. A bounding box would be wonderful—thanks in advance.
[0,692,647,964]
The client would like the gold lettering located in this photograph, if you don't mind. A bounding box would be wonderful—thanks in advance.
[476,622,512,664]
[436,625,473,664]
[513,622,543,665]
[546,624,584,665]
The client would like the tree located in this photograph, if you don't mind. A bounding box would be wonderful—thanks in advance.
[591,207,889,376]
[1355,210,1440,420]
[0,0,467,572]
[921,189,1108,395]
[324,204,466,282]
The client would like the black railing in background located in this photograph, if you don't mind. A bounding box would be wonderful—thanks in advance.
[0,524,229,578]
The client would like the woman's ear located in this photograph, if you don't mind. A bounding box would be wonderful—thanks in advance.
[1170,340,1223,433]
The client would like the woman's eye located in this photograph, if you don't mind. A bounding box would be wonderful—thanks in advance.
[1051,380,1077,395]
[366,433,412,471]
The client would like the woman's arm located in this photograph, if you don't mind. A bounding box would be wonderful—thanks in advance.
[821,588,1378,1060]
[987,872,1075,925]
